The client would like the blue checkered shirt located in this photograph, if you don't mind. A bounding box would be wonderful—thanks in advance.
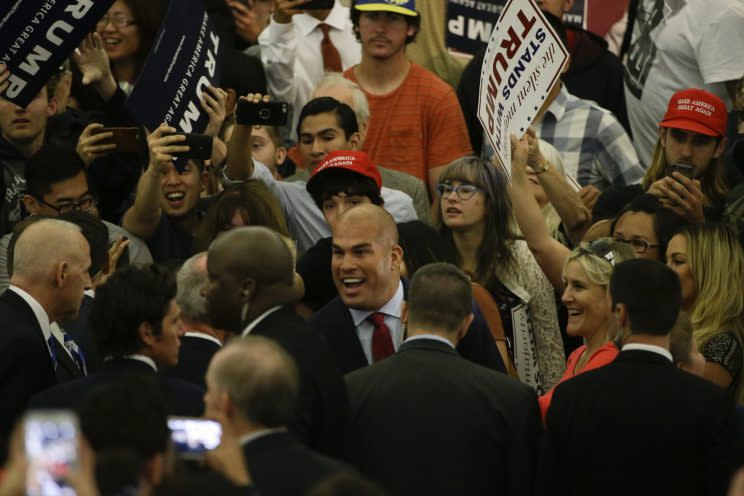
[533,85,645,189]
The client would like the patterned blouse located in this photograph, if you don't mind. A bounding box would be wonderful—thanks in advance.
[701,331,743,397]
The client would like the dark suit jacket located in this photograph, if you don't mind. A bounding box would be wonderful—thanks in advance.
[29,358,204,417]
[545,350,738,496]
[310,285,506,375]
[242,431,348,496]
[60,294,101,373]
[249,306,350,460]
[0,290,81,448]
[161,333,221,390]
[345,338,541,496]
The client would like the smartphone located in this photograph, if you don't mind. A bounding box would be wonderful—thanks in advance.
[235,100,289,127]
[90,127,142,153]
[301,0,335,8]
[168,417,222,459]
[25,410,79,496]
[162,132,214,160]
[670,162,694,180]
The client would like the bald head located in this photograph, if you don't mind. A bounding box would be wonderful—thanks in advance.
[13,219,88,280]
[334,204,398,246]
[208,226,294,287]
[208,336,299,427]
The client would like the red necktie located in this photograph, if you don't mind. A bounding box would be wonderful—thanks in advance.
[368,312,395,362]
[319,23,343,72]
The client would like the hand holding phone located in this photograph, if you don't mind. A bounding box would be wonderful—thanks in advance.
[669,162,695,181]
[25,410,79,496]
[161,132,214,160]
[236,95,289,127]
[168,417,222,460]
[89,126,143,154]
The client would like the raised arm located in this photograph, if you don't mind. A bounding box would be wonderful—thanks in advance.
[122,125,188,238]
[225,94,268,181]
[508,134,571,291]
[526,129,592,245]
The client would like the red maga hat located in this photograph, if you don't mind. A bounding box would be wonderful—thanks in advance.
[306,150,382,192]
[659,88,728,137]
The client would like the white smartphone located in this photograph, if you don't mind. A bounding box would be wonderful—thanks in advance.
[167,417,222,459]
[25,410,79,496]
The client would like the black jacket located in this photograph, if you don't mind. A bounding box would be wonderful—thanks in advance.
[161,333,222,390]
[544,350,737,496]
[0,138,28,237]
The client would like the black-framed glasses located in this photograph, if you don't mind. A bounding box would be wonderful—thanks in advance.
[612,236,659,254]
[436,183,483,201]
[97,13,137,29]
[35,196,97,214]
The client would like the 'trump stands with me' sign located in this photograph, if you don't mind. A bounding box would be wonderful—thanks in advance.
[477,0,568,175]
[0,0,115,107]
[126,0,222,136]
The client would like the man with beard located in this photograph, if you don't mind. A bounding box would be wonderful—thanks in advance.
[202,226,350,459]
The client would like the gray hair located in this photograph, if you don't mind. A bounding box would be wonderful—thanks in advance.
[176,252,211,324]
[313,73,370,129]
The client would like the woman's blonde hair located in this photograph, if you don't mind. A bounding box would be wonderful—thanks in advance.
[684,223,744,348]
[563,238,636,287]
[641,131,728,209]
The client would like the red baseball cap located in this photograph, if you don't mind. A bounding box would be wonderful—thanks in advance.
[659,88,728,137]
[306,150,382,193]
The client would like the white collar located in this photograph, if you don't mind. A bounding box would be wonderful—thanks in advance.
[349,281,404,326]
[8,285,51,341]
[106,354,158,372]
[621,343,673,362]
[184,331,223,347]
[239,428,285,446]
[242,306,284,337]
[294,1,347,36]
[404,334,455,349]
[84,289,95,298]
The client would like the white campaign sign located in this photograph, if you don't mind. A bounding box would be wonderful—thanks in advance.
[477,0,568,176]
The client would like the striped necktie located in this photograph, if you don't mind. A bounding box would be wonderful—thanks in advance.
[62,332,87,375]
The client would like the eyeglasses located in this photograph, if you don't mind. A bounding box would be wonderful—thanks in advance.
[436,183,483,201]
[612,236,659,254]
[97,13,137,29]
[35,196,97,214]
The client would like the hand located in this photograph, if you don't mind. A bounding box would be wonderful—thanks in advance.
[72,33,111,86]
[147,124,189,175]
[97,236,130,287]
[525,128,547,170]
[204,414,252,486]
[511,133,530,170]
[62,438,100,496]
[76,123,117,167]
[0,63,10,97]
[202,86,228,137]
[274,0,307,23]
[228,0,267,44]
[0,423,26,496]
[237,92,270,129]
[728,468,744,496]
[647,173,705,223]
[578,185,600,210]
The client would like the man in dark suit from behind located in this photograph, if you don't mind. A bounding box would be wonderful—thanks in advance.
[545,259,738,496]
[162,252,225,389]
[0,219,91,458]
[204,336,349,496]
[30,264,204,417]
[203,226,350,459]
[346,263,541,496]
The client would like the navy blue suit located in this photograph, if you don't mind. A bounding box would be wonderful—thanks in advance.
[310,281,507,375]
[29,358,204,417]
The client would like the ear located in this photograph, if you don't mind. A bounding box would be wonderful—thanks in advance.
[406,23,417,39]
[390,244,404,269]
[275,145,287,166]
[239,278,257,305]
[348,131,362,151]
[46,96,58,117]
[200,170,209,193]
[658,127,667,146]
[615,303,628,329]
[138,321,157,348]
[55,261,69,289]
[225,88,238,116]
[22,195,40,215]
[714,137,728,159]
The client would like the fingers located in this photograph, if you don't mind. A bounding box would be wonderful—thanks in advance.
[108,237,130,268]
[240,92,270,104]
[149,124,189,162]
[229,0,251,16]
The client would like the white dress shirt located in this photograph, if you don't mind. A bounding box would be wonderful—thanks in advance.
[242,306,284,337]
[257,1,361,140]
[349,281,405,365]
[239,428,285,446]
[621,343,673,362]
[404,334,455,349]
[8,285,54,361]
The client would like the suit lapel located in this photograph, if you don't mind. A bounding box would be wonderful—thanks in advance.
[48,335,84,380]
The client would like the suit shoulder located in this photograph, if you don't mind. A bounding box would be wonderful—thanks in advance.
[310,297,347,326]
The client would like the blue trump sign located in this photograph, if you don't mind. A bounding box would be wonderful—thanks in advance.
[126,0,222,135]
[0,0,115,107]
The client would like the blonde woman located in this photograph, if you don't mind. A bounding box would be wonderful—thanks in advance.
[538,238,635,419]
[666,223,744,402]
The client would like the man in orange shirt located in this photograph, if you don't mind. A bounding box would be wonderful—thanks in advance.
[344,0,473,196]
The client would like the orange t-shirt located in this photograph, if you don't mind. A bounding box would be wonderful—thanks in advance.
[344,63,473,183]
[538,342,619,422]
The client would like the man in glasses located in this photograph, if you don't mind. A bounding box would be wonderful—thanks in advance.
[0,145,152,292]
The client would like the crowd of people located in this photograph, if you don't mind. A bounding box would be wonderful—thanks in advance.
[0,0,744,494]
